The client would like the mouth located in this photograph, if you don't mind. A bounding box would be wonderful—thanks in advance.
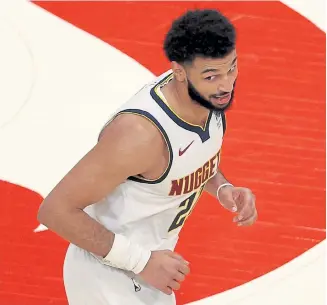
[211,93,231,105]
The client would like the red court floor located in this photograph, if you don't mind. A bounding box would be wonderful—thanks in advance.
[0,2,325,305]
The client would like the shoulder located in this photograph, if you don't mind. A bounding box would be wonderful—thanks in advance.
[98,111,166,168]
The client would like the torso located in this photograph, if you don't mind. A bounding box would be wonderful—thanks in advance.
[86,70,227,251]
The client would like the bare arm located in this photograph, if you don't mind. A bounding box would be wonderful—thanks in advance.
[204,169,231,198]
[205,168,257,226]
[37,113,165,258]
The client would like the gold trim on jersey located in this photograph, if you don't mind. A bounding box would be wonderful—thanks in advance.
[168,185,205,233]
[169,150,220,196]
[116,111,172,183]
[153,73,211,131]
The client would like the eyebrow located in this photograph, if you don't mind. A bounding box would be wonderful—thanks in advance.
[201,57,238,74]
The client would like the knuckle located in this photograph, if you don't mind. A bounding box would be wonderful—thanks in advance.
[180,262,189,272]
[186,265,191,273]
[180,264,188,273]
[171,281,180,290]
[175,261,182,271]
[176,271,184,281]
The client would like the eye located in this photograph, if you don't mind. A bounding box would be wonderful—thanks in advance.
[204,75,216,81]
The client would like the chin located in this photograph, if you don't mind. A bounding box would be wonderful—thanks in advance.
[214,103,232,112]
[213,102,229,109]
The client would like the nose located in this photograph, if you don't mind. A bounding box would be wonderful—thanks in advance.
[218,68,237,93]
[218,74,235,93]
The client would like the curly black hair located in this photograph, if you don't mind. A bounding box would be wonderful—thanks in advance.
[163,9,236,64]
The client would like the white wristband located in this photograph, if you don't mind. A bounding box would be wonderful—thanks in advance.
[102,234,151,274]
[217,183,234,202]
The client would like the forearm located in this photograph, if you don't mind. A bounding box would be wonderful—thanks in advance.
[37,205,114,258]
[204,168,231,198]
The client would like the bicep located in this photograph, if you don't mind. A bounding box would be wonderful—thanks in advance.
[41,114,164,210]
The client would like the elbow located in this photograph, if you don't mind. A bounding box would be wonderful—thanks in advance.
[37,201,46,224]
[37,199,77,229]
[37,200,52,227]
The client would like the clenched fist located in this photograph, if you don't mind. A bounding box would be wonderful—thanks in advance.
[139,250,190,295]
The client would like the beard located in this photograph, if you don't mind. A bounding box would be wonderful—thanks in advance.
[187,78,235,112]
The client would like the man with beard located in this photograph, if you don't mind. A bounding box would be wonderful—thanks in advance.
[37,8,258,305]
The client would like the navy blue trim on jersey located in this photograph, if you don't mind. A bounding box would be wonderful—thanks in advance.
[115,109,173,184]
[150,75,213,143]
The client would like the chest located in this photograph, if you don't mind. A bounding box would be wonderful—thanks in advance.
[154,114,224,196]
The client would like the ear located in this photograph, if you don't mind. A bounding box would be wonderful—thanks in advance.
[171,61,187,82]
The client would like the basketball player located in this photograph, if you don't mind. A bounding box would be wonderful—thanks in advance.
[37,9,257,305]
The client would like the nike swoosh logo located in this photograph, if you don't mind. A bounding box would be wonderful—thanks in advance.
[179,140,194,156]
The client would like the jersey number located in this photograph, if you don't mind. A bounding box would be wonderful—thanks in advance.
[168,186,205,232]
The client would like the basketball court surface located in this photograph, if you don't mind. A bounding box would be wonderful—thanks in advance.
[0,1,325,305]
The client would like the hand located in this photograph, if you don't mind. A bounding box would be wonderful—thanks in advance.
[218,186,257,226]
[138,250,190,295]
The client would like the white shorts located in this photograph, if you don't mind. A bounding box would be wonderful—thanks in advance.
[63,243,176,305]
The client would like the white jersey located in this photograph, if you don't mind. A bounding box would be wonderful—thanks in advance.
[84,70,226,252]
